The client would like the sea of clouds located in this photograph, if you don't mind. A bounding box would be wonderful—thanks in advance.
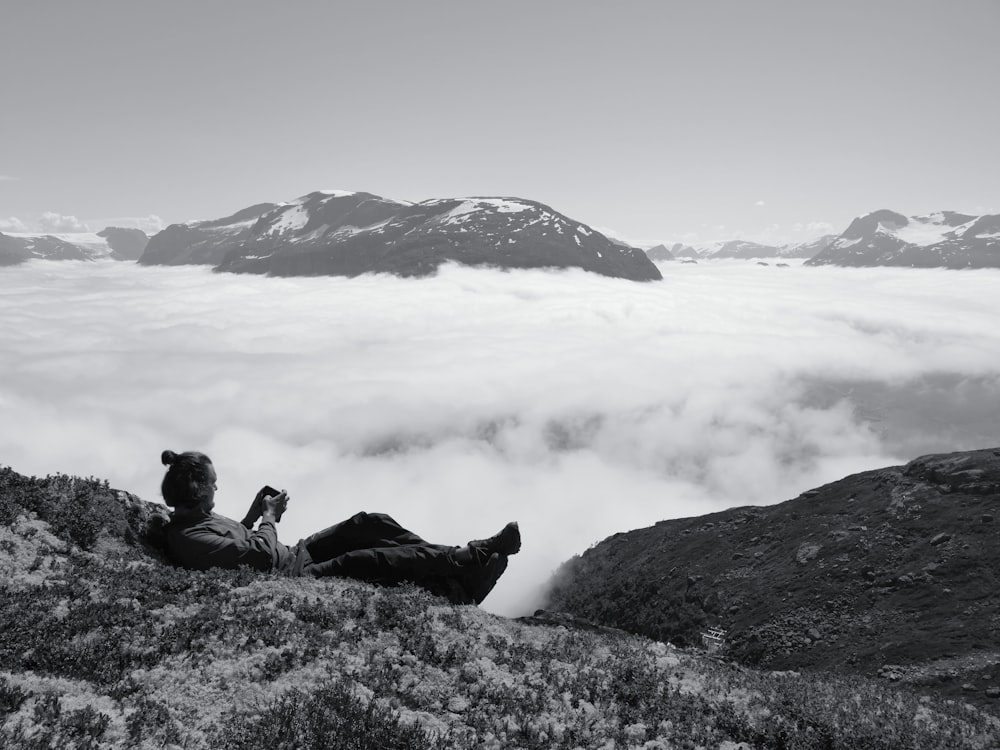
[2,260,998,616]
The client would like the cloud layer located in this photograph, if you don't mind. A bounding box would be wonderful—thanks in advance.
[85,214,165,234]
[38,211,90,233]
[1,260,998,615]
[0,217,27,232]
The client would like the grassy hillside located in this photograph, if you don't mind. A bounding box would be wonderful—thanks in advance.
[1,466,998,749]
[545,448,1000,714]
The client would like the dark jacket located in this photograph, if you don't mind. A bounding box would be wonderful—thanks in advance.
[165,512,298,572]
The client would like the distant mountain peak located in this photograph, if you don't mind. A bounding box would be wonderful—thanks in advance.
[0,227,149,264]
[140,190,662,281]
[316,188,357,197]
[809,208,1000,268]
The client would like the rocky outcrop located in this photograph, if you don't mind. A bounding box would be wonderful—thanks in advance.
[545,447,1000,708]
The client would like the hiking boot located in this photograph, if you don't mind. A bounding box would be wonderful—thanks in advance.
[467,522,521,564]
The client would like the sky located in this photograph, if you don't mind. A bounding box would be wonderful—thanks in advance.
[2,260,998,616]
[2,0,999,246]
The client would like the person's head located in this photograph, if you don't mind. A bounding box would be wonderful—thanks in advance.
[160,450,217,513]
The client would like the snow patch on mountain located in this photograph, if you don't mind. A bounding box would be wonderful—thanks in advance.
[266,203,311,235]
[890,214,977,246]
[835,237,863,249]
[441,199,536,225]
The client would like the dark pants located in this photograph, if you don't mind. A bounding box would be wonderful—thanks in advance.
[299,512,459,587]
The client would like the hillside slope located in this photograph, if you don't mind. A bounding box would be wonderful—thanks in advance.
[137,203,279,266]
[2,467,996,748]
[546,448,1000,711]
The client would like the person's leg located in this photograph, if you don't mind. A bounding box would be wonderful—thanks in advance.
[302,512,432,563]
[458,552,508,604]
[416,554,508,604]
[303,543,458,585]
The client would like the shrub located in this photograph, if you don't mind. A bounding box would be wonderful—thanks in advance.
[213,679,435,749]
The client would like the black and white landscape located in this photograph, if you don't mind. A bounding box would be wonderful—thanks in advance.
[3,1,1000,745]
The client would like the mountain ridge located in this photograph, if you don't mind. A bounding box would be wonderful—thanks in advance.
[0,227,149,264]
[645,236,837,262]
[140,191,662,282]
[806,209,1000,268]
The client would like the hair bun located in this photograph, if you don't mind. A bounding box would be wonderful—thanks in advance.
[161,450,178,466]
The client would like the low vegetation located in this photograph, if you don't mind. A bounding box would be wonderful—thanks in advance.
[1,466,998,748]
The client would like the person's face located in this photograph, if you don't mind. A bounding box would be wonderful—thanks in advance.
[200,462,218,513]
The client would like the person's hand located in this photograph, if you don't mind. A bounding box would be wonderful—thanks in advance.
[262,490,289,523]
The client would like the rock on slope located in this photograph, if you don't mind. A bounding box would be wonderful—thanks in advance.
[806,210,1000,268]
[142,191,662,281]
[546,447,1000,709]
